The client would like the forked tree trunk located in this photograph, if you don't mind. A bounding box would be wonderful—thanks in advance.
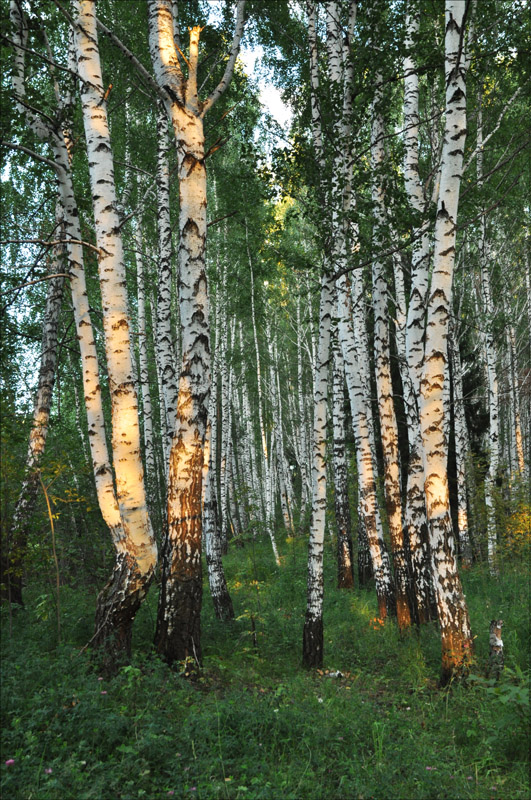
[75,0,157,666]
[148,0,245,664]
[8,1,126,619]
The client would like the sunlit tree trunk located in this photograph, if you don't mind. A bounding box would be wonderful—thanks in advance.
[392,250,435,620]
[8,0,126,618]
[401,3,437,624]
[75,0,157,665]
[371,74,411,628]
[149,0,245,663]
[418,1,474,684]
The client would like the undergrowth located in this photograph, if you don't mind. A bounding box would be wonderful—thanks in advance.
[1,535,529,800]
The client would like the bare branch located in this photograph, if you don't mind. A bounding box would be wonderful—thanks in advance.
[201,0,246,117]
[1,238,102,255]
[2,274,71,295]
[464,83,527,173]
[2,141,57,171]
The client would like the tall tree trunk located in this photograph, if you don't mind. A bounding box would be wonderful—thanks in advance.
[418,1,474,684]
[401,3,437,624]
[75,0,157,666]
[155,104,179,468]
[303,270,334,667]
[148,0,245,663]
[6,238,65,606]
[203,413,234,621]
[449,321,473,563]
[371,74,411,628]
[8,1,127,625]
[331,335,354,588]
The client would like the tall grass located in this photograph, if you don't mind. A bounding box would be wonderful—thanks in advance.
[1,534,529,799]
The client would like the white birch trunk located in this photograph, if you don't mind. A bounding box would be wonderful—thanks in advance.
[303,270,334,666]
[418,1,474,684]
[155,104,179,466]
[8,0,127,615]
[449,321,473,563]
[203,396,234,621]
[75,0,157,665]
[371,74,412,628]
[401,3,438,623]
[135,218,159,506]
[7,230,65,606]
[331,335,354,588]
[148,0,245,663]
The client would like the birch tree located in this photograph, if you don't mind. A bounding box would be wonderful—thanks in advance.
[148,0,246,663]
[371,72,411,628]
[418,0,474,683]
[75,0,158,663]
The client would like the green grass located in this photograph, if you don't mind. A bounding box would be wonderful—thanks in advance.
[1,535,529,799]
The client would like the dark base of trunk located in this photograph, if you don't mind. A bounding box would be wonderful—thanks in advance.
[302,614,323,668]
[212,589,235,621]
[358,559,373,586]
[392,551,412,629]
[155,575,203,666]
[396,596,412,630]
[440,626,474,686]
[93,553,152,676]
[377,586,396,621]
[357,520,373,586]
[337,536,354,589]
[0,569,24,607]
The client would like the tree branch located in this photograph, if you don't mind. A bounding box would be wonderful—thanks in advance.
[2,141,57,171]
[201,0,246,117]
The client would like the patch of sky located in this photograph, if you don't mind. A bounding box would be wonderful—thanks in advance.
[202,0,293,148]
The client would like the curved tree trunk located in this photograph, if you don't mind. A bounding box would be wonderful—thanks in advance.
[5,243,65,606]
[75,0,157,668]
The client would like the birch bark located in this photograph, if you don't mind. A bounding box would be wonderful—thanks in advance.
[449,320,473,563]
[401,3,437,623]
[302,0,332,667]
[148,0,245,663]
[135,216,159,507]
[155,104,179,466]
[418,1,474,683]
[8,1,126,622]
[6,239,65,606]
[75,0,157,664]
[371,74,411,628]
[331,334,354,588]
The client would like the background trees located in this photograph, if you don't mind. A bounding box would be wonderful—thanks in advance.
[1,0,529,685]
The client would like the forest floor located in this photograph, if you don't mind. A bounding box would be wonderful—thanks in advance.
[1,535,529,800]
